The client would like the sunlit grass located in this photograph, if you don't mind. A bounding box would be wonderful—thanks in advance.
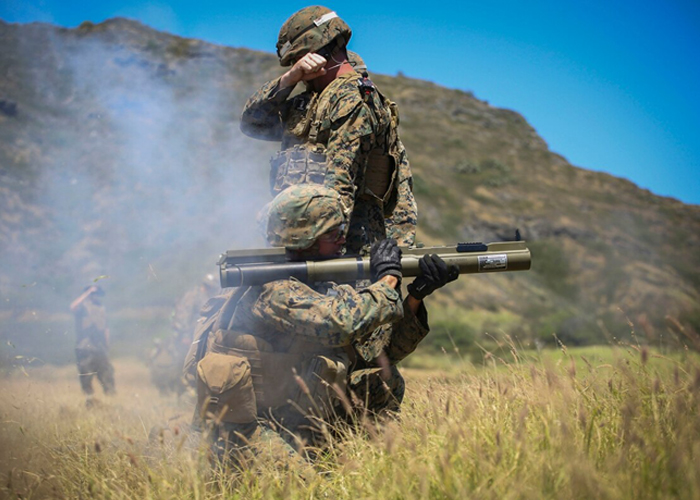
[1,344,699,499]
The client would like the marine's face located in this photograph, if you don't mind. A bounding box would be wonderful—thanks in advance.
[316,223,346,257]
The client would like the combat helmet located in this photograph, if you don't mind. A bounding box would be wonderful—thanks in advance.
[347,50,368,75]
[277,6,352,66]
[266,185,346,250]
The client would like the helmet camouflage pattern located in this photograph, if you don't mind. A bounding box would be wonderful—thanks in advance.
[347,50,368,75]
[266,185,346,250]
[277,6,352,66]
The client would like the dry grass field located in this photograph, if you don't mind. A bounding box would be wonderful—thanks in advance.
[1,344,699,499]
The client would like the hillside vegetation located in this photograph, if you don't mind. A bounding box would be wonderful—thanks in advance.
[1,18,699,365]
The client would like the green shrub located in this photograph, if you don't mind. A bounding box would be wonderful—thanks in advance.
[421,316,476,354]
[528,240,579,299]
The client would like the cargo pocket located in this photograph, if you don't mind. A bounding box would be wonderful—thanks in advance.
[196,352,257,424]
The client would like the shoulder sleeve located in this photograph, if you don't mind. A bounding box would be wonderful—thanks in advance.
[327,80,366,124]
[251,279,403,347]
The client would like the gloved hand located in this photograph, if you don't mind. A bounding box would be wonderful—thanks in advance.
[370,239,402,282]
[407,254,459,300]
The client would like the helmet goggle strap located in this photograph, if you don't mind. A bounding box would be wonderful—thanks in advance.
[278,11,339,60]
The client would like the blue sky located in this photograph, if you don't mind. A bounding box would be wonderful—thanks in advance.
[2,0,699,205]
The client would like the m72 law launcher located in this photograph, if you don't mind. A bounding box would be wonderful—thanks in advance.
[218,241,531,288]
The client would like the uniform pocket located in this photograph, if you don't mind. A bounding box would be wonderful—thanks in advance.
[196,352,257,424]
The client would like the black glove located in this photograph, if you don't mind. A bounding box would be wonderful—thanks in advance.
[407,254,459,300]
[370,239,402,282]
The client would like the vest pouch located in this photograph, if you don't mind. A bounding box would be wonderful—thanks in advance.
[305,149,327,184]
[215,347,303,411]
[258,350,307,409]
[270,150,293,193]
[196,352,257,424]
[280,148,309,190]
[363,148,396,204]
[269,147,328,193]
[209,329,305,412]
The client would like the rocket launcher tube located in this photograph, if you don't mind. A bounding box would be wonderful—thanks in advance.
[218,241,531,289]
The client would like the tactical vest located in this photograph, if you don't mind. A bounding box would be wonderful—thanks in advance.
[192,287,349,425]
[269,72,401,208]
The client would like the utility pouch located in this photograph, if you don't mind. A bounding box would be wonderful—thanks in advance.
[210,329,304,412]
[196,351,257,424]
[362,148,397,203]
[269,146,328,193]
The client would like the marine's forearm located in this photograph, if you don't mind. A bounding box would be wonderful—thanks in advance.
[384,298,429,364]
[240,78,294,140]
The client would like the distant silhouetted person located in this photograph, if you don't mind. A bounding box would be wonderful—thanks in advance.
[70,285,115,399]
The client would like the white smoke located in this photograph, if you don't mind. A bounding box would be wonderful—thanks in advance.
[0,20,276,364]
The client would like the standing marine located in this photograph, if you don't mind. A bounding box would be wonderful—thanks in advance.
[184,185,458,460]
[240,6,417,253]
[70,285,116,399]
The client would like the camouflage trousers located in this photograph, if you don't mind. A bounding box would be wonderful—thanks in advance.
[208,364,405,461]
[348,364,406,414]
[75,348,116,395]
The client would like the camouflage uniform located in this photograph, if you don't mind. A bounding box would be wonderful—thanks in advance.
[73,298,115,395]
[190,272,428,454]
[240,10,417,252]
[187,185,429,458]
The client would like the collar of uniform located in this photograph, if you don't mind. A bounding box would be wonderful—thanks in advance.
[315,69,360,96]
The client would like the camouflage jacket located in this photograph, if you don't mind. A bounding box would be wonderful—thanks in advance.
[232,278,429,364]
[241,71,417,252]
[231,279,399,350]
[182,278,429,384]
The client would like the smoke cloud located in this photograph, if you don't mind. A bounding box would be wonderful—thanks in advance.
[0,20,277,364]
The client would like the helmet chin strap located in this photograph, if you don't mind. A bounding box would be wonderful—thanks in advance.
[324,61,344,72]
[322,49,348,72]
[324,51,346,71]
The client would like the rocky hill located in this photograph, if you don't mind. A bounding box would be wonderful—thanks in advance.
[1,18,699,358]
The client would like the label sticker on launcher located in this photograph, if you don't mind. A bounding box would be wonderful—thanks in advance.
[478,254,508,271]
